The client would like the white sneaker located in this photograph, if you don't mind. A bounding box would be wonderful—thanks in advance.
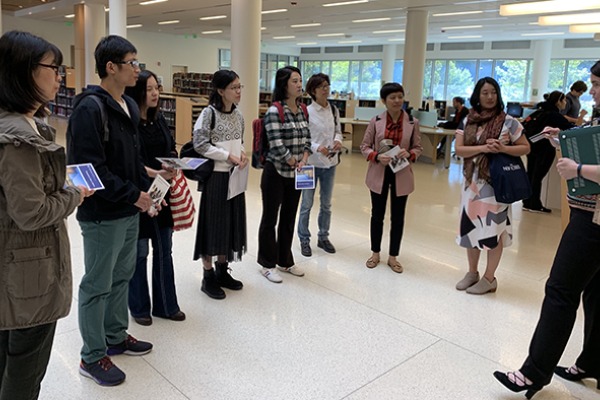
[276,265,305,277]
[261,268,283,283]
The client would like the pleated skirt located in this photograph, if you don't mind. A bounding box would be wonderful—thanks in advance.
[193,171,247,262]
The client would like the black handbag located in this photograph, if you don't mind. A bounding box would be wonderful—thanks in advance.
[179,141,214,191]
[488,153,532,204]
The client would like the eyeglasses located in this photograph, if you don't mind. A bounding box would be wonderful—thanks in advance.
[37,63,60,76]
[229,84,244,91]
[113,60,141,68]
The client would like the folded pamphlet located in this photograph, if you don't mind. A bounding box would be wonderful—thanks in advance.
[66,163,104,190]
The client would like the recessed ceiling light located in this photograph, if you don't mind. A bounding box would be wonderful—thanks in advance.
[323,0,368,6]
[433,11,483,17]
[539,12,600,26]
[440,25,482,30]
[317,33,345,37]
[127,24,143,29]
[387,38,404,42]
[202,30,223,34]
[338,40,362,43]
[290,23,322,28]
[65,14,75,18]
[569,24,600,33]
[262,9,287,14]
[261,27,267,30]
[273,36,295,39]
[158,20,179,25]
[448,35,483,39]
[297,42,318,45]
[372,29,405,34]
[139,0,167,5]
[521,31,565,36]
[200,15,227,20]
[352,17,390,23]
[500,0,600,16]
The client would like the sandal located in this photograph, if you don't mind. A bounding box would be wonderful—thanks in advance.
[365,256,380,269]
[387,259,403,273]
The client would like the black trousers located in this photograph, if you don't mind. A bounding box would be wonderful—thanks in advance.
[0,321,57,400]
[524,141,556,209]
[521,208,600,385]
[369,167,408,256]
[258,162,302,268]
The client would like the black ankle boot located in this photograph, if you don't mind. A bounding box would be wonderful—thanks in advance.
[215,262,243,290]
[201,268,226,299]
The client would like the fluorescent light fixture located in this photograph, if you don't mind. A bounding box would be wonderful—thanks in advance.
[569,24,600,33]
[440,25,482,30]
[273,36,295,39]
[262,9,287,14]
[127,24,143,28]
[338,40,362,43]
[200,15,227,20]
[456,0,496,4]
[539,12,600,26]
[297,42,318,45]
[372,29,405,34]
[158,20,179,25]
[500,0,600,16]
[317,33,345,37]
[433,11,483,17]
[448,35,483,39]
[202,30,223,34]
[291,23,322,28]
[387,38,404,42]
[139,0,167,5]
[323,0,368,6]
[105,7,109,12]
[352,17,390,23]
[529,22,539,25]
[65,14,75,18]
[261,27,267,30]
[521,31,565,36]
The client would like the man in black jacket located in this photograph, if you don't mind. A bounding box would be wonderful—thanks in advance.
[437,96,468,157]
[67,35,154,387]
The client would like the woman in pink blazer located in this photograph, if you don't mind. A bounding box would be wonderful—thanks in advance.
[360,83,422,273]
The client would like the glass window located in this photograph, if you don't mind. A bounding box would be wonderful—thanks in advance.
[423,60,433,99]
[432,60,447,100]
[393,60,404,83]
[330,61,350,93]
[548,60,566,91]
[566,59,596,114]
[494,60,529,102]
[359,60,382,99]
[447,60,477,101]
[349,61,360,97]
[478,60,493,80]
[218,49,231,69]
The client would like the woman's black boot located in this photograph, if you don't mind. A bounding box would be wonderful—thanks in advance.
[201,268,226,299]
[215,262,243,290]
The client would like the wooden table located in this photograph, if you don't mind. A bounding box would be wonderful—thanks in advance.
[419,126,456,169]
[340,117,370,153]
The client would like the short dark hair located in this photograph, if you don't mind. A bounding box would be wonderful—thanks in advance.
[570,80,588,93]
[95,35,137,79]
[125,69,159,120]
[453,96,465,105]
[591,60,600,79]
[272,65,301,103]
[209,69,240,112]
[0,30,63,115]
[469,77,505,114]
[305,73,330,100]
[380,82,404,101]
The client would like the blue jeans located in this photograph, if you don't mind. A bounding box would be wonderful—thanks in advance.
[129,222,180,318]
[297,166,336,242]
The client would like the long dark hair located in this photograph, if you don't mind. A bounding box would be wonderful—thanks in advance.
[125,69,159,120]
[273,65,301,103]
[541,90,565,112]
[469,77,504,114]
[209,69,239,112]
[0,30,63,115]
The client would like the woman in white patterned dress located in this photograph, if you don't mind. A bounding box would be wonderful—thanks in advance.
[454,77,530,295]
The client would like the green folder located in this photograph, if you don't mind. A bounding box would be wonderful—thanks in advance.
[559,125,600,195]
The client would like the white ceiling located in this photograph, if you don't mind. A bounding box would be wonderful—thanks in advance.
[5,0,598,46]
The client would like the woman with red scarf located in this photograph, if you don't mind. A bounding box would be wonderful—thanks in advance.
[454,77,530,295]
[360,83,422,273]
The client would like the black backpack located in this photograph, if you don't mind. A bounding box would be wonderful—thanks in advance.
[521,109,548,140]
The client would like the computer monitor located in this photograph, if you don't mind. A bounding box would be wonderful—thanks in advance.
[506,102,523,118]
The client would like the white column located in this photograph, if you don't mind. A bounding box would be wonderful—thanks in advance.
[530,40,552,103]
[402,8,429,109]
[108,0,127,38]
[231,0,261,148]
[381,44,396,84]
[74,3,106,91]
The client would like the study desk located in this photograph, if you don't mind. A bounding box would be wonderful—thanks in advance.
[419,126,456,169]
[339,117,370,153]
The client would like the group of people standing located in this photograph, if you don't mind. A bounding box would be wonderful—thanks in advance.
[1,28,599,400]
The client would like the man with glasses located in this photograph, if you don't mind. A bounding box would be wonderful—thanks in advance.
[562,80,588,126]
[67,35,154,387]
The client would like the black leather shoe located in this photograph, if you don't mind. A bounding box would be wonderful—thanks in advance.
[168,311,186,321]
[134,316,152,326]
[300,241,312,257]
[317,239,336,254]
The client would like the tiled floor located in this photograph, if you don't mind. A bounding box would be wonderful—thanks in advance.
[40,118,597,399]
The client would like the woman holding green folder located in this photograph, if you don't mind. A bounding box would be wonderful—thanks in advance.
[494,60,600,399]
